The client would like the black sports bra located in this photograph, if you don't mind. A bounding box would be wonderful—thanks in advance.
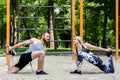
[82,45,90,53]
[76,45,90,54]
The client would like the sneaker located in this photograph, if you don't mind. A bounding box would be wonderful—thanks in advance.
[36,71,48,75]
[70,70,81,74]
[105,51,112,57]
[9,50,16,56]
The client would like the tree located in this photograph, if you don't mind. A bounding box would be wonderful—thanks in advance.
[48,0,55,49]
[83,0,115,47]
[10,0,17,45]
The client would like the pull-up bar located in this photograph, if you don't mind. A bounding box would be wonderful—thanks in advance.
[71,0,75,59]
[115,0,119,60]
[79,0,83,39]
[72,0,84,60]
[6,0,10,65]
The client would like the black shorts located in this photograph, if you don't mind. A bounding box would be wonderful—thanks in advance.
[14,52,32,70]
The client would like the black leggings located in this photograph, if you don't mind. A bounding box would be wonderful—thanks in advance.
[93,55,114,73]
[77,53,114,73]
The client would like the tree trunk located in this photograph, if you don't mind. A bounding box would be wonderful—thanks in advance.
[48,0,55,49]
[13,1,17,45]
[10,1,17,46]
[102,10,107,48]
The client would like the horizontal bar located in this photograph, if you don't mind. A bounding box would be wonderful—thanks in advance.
[18,40,71,42]
[18,28,37,30]
[37,28,72,30]
[49,40,71,42]
[19,5,71,8]
[18,17,38,18]
[18,17,71,19]
[18,28,71,30]
[54,17,71,19]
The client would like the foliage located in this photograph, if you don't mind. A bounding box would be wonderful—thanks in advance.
[0,0,6,47]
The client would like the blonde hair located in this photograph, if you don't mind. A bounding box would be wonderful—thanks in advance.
[74,36,83,45]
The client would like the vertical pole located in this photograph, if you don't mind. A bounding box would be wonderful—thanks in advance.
[6,0,10,65]
[115,0,119,60]
[72,0,75,59]
[80,0,83,38]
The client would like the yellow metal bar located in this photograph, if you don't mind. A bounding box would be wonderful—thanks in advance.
[80,0,83,38]
[6,0,10,65]
[72,0,75,60]
[115,0,119,60]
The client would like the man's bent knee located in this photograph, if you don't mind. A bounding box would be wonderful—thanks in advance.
[31,51,45,59]
[38,51,45,57]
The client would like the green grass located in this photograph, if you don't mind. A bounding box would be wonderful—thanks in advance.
[0,47,71,57]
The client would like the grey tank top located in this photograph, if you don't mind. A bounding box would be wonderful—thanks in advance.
[24,40,46,53]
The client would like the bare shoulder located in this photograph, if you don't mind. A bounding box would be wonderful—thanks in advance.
[30,38,39,43]
[84,43,90,46]
[84,43,93,48]
[31,38,37,40]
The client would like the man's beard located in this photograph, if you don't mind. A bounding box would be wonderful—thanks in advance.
[43,38,47,42]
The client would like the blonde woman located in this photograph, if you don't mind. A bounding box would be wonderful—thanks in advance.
[70,36,114,74]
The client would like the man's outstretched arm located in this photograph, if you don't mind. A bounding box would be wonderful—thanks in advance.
[9,38,36,51]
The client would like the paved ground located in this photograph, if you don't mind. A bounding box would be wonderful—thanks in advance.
[0,55,120,80]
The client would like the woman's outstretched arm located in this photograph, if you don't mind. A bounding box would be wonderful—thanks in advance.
[84,43,111,52]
